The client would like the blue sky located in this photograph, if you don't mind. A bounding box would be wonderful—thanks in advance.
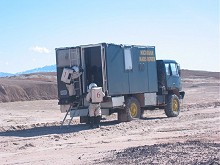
[0,0,219,73]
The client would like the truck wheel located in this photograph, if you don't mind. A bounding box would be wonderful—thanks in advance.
[118,97,141,122]
[165,94,180,117]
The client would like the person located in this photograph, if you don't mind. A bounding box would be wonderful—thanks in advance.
[86,83,105,128]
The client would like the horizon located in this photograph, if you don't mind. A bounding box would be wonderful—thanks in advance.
[0,0,219,73]
[1,64,220,76]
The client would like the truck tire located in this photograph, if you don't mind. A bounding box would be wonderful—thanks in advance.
[164,94,180,117]
[118,97,141,122]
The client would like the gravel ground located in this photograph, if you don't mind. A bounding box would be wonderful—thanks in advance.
[101,140,220,165]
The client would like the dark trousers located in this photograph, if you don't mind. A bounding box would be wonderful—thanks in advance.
[89,116,101,128]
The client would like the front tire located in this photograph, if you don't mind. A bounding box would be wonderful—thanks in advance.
[165,94,180,117]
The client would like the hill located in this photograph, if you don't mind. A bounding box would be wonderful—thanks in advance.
[0,65,56,77]
[0,72,15,77]
[17,65,56,75]
[0,72,57,102]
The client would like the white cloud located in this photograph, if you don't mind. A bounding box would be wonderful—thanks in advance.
[30,46,50,53]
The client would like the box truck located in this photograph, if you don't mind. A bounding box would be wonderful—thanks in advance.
[55,43,185,125]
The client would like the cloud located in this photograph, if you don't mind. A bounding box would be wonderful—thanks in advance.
[30,46,50,53]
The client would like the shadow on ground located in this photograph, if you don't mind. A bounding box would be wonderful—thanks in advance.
[141,116,167,120]
[0,117,167,138]
[0,120,120,138]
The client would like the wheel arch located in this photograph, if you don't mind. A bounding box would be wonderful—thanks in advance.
[168,89,181,99]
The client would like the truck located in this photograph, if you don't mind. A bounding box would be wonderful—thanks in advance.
[55,43,185,125]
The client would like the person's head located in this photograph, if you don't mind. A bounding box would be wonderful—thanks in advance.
[88,83,97,90]
[72,66,79,73]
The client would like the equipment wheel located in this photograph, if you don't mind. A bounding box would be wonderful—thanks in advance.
[164,94,180,117]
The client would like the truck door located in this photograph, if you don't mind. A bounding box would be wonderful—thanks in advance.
[56,47,81,103]
[165,62,181,91]
[106,44,130,95]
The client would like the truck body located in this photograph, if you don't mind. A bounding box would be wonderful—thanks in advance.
[56,43,185,124]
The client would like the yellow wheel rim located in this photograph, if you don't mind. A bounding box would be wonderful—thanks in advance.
[130,103,138,117]
[172,99,179,112]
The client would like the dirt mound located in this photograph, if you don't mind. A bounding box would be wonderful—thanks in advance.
[102,140,220,165]
[0,72,57,102]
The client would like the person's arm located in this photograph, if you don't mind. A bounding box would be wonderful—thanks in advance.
[86,91,91,102]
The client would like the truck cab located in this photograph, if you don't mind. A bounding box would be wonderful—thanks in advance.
[155,60,185,118]
[157,60,184,98]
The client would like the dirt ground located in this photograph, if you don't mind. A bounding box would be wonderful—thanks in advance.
[0,70,219,165]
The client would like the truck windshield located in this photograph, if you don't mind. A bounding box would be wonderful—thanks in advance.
[165,63,179,76]
[170,63,179,76]
[165,63,170,75]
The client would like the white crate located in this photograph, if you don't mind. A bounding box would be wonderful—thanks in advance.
[61,68,73,84]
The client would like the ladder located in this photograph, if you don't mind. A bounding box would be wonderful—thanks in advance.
[69,48,82,96]
[69,48,80,66]
[60,48,82,128]
[60,98,82,127]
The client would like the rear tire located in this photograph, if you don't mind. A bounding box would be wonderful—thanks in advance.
[118,97,141,122]
[165,94,180,117]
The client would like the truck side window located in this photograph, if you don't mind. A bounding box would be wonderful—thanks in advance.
[170,63,178,76]
[165,63,170,75]
[124,48,133,70]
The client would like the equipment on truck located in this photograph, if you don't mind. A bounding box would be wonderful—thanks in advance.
[55,43,185,126]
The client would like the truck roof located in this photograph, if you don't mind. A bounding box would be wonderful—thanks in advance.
[55,43,155,50]
[157,59,177,64]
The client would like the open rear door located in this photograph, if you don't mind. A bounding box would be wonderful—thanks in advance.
[56,47,81,104]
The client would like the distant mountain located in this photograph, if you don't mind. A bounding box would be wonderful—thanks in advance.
[17,65,56,75]
[0,65,56,77]
[0,72,15,77]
